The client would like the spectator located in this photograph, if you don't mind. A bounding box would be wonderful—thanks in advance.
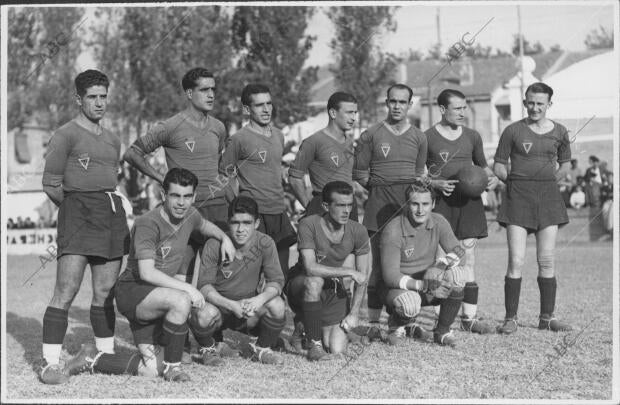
[7,218,15,229]
[601,172,613,236]
[569,185,586,209]
[568,159,582,188]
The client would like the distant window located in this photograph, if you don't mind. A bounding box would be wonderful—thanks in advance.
[15,131,31,164]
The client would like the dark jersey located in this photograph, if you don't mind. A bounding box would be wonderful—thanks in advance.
[119,206,203,282]
[219,125,286,214]
[197,231,284,300]
[353,122,427,186]
[494,119,571,181]
[293,213,369,277]
[425,126,487,180]
[288,130,355,192]
[131,111,228,206]
[42,120,121,191]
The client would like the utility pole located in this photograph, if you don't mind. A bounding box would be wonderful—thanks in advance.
[517,5,525,117]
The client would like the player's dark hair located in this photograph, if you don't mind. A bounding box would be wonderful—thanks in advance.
[525,82,553,101]
[75,70,109,97]
[162,168,198,193]
[241,83,271,106]
[181,68,214,91]
[322,181,354,204]
[437,89,466,108]
[228,196,259,220]
[386,83,413,102]
[327,92,358,113]
[405,178,436,201]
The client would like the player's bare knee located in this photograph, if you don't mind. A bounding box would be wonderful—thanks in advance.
[264,296,286,319]
[193,303,220,328]
[167,291,192,317]
[537,250,555,278]
[51,283,81,308]
[91,284,115,307]
[508,255,525,277]
[303,276,324,300]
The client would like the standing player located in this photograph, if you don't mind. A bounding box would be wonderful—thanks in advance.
[288,92,358,220]
[286,181,370,361]
[425,89,497,334]
[353,83,427,325]
[220,84,297,276]
[380,180,465,346]
[493,82,572,334]
[190,196,286,365]
[40,70,130,384]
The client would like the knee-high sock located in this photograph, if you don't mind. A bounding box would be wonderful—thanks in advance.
[256,316,285,349]
[461,282,479,319]
[436,291,463,335]
[504,277,522,319]
[160,320,188,364]
[90,304,116,353]
[537,276,557,318]
[42,307,68,365]
[302,301,322,342]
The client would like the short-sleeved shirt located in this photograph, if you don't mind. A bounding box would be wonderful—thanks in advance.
[288,130,355,191]
[219,125,285,214]
[353,122,427,186]
[197,231,284,300]
[380,212,460,288]
[42,120,121,191]
[494,119,571,181]
[132,111,228,206]
[119,206,203,283]
[292,214,369,277]
[425,126,488,180]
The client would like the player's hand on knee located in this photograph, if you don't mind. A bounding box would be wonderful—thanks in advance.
[433,281,452,300]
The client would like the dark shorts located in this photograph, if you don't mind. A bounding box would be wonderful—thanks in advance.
[363,183,411,232]
[286,271,349,327]
[434,192,488,239]
[258,212,297,249]
[57,191,130,259]
[114,279,162,345]
[497,178,569,233]
[304,193,359,222]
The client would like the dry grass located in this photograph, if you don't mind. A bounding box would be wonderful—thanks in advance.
[3,210,615,401]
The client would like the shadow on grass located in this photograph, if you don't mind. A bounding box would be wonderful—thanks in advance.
[6,312,93,373]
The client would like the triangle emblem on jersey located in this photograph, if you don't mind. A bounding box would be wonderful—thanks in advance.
[258,150,267,163]
[405,247,415,258]
[160,246,171,259]
[78,157,90,170]
[523,142,533,154]
[316,254,326,263]
[331,153,339,167]
[381,144,391,158]
[439,151,449,162]
[221,268,233,279]
[185,140,195,153]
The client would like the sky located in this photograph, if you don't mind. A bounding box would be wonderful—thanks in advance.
[304,2,615,67]
[71,2,616,71]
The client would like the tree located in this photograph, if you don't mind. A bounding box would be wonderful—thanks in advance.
[8,7,85,129]
[231,6,318,125]
[89,6,235,145]
[585,25,613,49]
[511,35,545,56]
[328,6,400,126]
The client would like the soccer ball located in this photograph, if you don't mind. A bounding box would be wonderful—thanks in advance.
[456,166,488,197]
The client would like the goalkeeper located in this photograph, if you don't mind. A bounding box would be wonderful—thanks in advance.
[379,179,466,347]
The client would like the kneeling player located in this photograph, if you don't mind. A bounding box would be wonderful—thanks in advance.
[380,180,465,347]
[65,168,235,381]
[286,181,370,361]
[190,196,287,365]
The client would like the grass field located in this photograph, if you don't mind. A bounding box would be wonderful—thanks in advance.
[3,210,616,401]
